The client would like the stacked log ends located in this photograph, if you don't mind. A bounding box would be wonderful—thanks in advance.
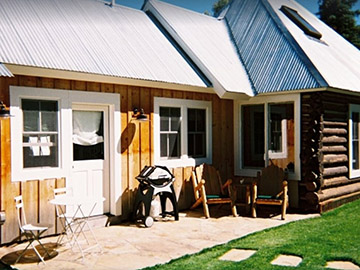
[301,92,353,212]
[300,93,322,211]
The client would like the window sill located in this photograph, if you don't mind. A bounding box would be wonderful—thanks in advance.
[154,156,212,169]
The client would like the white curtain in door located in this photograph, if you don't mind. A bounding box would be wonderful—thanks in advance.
[72,111,103,146]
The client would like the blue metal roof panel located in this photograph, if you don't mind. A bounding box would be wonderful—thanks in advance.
[225,0,320,94]
[0,0,206,87]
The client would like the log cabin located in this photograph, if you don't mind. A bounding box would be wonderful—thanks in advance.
[0,0,360,244]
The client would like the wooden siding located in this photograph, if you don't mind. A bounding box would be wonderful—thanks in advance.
[0,75,234,244]
[301,91,360,212]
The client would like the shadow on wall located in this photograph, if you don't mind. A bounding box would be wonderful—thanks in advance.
[121,122,136,154]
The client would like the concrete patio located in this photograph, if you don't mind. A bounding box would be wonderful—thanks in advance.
[0,208,319,270]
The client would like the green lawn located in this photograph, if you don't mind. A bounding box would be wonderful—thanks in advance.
[145,199,360,270]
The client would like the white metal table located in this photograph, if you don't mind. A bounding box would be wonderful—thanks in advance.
[50,195,104,260]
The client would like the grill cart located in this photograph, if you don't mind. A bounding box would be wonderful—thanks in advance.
[133,165,179,227]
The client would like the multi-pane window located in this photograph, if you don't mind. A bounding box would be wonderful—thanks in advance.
[154,98,212,167]
[188,109,206,158]
[160,107,181,158]
[22,99,59,168]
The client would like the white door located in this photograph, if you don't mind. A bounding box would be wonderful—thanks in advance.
[68,104,110,216]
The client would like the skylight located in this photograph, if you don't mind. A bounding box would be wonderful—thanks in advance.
[280,5,322,39]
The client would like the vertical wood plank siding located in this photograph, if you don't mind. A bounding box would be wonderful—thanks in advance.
[301,91,360,212]
[0,75,234,244]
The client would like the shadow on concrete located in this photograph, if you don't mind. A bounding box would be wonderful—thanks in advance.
[1,242,58,265]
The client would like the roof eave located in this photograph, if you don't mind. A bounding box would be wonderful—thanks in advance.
[6,64,213,93]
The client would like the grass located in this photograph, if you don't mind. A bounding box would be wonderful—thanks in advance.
[144,199,360,270]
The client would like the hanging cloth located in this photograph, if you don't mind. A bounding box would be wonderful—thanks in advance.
[72,111,103,146]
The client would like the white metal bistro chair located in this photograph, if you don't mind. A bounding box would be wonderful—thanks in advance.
[53,187,89,248]
[14,195,51,264]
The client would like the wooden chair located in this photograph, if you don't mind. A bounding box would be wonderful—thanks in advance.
[191,164,237,218]
[251,163,289,220]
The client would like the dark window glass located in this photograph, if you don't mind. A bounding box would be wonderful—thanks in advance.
[188,109,206,158]
[242,105,265,168]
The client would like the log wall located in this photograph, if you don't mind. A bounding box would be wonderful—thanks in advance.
[301,91,360,212]
[0,75,235,244]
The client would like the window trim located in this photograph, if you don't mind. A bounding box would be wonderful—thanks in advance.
[10,87,70,181]
[349,104,360,178]
[234,93,300,180]
[154,97,212,168]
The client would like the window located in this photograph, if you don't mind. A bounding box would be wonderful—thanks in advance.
[349,105,360,178]
[280,5,322,39]
[22,99,59,168]
[160,107,181,158]
[154,98,212,167]
[241,102,294,172]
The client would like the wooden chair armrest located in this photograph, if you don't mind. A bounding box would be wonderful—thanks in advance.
[275,181,288,198]
[194,180,205,192]
[222,179,233,190]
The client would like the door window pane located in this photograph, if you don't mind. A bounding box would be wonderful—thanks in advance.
[73,111,104,161]
[22,99,59,168]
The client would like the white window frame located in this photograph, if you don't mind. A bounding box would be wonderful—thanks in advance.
[349,104,360,178]
[10,87,70,181]
[234,93,301,180]
[154,97,212,168]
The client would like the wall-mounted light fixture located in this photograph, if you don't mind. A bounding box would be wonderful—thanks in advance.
[132,108,148,122]
[0,101,11,118]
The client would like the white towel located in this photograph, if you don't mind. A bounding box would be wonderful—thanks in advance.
[40,136,51,156]
[29,137,40,156]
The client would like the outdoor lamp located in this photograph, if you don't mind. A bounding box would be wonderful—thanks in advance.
[0,101,11,118]
[132,107,148,122]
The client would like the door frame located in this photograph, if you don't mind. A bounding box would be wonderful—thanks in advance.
[71,103,110,214]
[69,91,121,216]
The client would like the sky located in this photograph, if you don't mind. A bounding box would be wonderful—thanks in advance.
[115,0,360,24]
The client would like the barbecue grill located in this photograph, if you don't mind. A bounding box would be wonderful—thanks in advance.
[133,165,179,227]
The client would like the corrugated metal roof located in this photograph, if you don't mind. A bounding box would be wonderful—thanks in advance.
[144,0,254,97]
[269,0,360,93]
[225,0,321,94]
[0,0,206,87]
[0,63,13,77]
